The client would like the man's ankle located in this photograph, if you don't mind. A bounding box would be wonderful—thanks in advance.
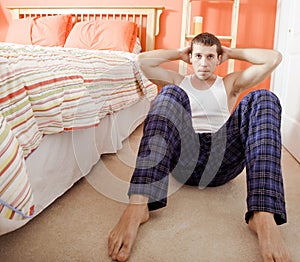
[129,194,149,205]
[250,211,276,232]
[253,211,275,221]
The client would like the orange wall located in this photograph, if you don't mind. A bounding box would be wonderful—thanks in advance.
[0,0,278,91]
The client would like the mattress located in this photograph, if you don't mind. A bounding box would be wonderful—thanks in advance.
[0,98,150,235]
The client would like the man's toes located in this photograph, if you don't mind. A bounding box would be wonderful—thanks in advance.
[108,232,118,256]
[117,244,131,262]
[110,237,124,260]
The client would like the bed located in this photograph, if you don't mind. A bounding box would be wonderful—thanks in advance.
[0,6,164,235]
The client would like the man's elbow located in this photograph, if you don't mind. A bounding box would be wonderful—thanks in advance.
[135,54,144,68]
[135,54,153,72]
[135,55,149,78]
[272,50,283,67]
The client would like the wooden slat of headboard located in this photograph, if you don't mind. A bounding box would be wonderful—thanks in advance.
[7,6,164,51]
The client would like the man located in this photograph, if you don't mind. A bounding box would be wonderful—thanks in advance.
[108,32,291,261]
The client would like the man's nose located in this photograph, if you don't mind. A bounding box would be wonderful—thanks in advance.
[199,57,207,66]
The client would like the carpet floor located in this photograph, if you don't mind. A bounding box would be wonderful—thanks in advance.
[0,125,299,262]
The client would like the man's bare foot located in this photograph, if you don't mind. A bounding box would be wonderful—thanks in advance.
[248,211,291,262]
[108,195,150,261]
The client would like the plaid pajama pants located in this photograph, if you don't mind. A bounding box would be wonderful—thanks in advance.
[128,84,287,225]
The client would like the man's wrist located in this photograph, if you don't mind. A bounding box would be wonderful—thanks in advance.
[177,48,185,59]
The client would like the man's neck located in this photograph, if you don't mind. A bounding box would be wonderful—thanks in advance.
[190,74,217,90]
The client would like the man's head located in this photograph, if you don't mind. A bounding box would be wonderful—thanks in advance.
[189,32,223,80]
[190,32,222,56]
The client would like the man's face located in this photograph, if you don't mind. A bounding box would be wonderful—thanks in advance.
[190,43,221,80]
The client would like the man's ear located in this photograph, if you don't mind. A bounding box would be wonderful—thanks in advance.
[217,54,222,64]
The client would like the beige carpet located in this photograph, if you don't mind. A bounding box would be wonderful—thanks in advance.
[0,125,299,262]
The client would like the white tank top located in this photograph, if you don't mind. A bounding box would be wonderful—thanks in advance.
[179,75,230,133]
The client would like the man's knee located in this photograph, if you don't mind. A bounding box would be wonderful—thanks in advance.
[248,89,280,104]
[158,84,188,102]
[160,84,182,94]
[242,89,282,113]
[152,84,191,116]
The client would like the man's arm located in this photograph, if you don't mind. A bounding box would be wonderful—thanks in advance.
[135,48,190,86]
[222,47,282,97]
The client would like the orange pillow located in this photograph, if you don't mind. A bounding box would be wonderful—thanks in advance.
[31,15,73,46]
[5,18,32,44]
[64,19,138,52]
[5,14,73,47]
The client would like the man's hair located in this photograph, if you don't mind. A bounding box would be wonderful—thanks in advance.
[191,32,222,56]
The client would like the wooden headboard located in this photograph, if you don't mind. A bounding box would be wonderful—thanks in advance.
[7,6,164,51]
